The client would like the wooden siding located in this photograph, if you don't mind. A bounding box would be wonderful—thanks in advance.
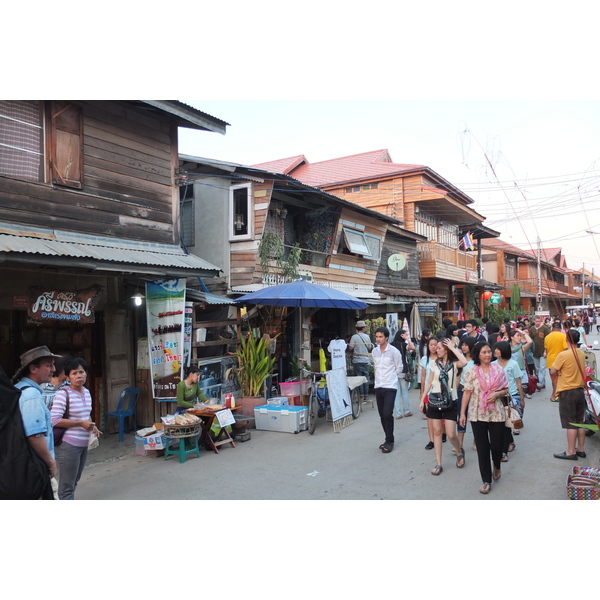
[375,231,421,290]
[0,100,177,244]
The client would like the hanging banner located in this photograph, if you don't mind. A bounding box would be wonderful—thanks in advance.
[146,278,186,401]
[28,285,102,323]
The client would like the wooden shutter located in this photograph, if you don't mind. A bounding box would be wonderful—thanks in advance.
[49,101,83,189]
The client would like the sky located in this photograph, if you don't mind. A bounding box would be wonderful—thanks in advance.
[178,99,600,275]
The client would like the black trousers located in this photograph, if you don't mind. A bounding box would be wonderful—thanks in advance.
[471,420,505,483]
[375,387,396,444]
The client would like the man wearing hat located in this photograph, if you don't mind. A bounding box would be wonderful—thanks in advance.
[13,346,62,490]
[348,320,373,405]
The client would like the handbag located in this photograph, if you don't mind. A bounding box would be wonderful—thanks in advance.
[52,389,70,447]
[505,404,524,429]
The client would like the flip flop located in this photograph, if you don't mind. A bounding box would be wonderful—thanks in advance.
[381,443,393,454]
[479,482,491,494]
[431,464,443,476]
[493,468,501,481]
[456,449,465,468]
[508,442,516,452]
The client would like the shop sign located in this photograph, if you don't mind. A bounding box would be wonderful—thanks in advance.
[387,253,407,272]
[13,296,28,308]
[28,285,102,324]
[489,293,502,305]
[146,278,186,401]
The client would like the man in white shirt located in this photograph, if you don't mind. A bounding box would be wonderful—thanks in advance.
[372,327,403,453]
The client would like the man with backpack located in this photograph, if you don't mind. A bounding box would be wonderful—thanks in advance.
[12,346,62,498]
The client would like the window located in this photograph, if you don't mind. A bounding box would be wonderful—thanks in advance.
[341,227,371,256]
[179,184,194,247]
[229,183,252,240]
[0,100,83,188]
[364,233,382,261]
[0,100,44,182]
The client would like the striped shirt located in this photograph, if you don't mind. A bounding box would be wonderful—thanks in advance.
[51,386,93,448]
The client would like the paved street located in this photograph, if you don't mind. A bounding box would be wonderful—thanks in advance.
[78,334,600,501]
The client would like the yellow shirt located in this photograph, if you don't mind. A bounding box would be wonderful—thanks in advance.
[544,331,567,369]
[552,347,585,393]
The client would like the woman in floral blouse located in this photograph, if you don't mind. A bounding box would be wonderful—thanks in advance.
[459,342,509,495]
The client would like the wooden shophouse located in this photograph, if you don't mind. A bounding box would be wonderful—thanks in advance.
[0,100,228,429]
[177,155,444,376]
[253,150,500,322]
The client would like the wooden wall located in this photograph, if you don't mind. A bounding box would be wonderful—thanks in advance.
[374,230,421,290]
[0,100,177,244]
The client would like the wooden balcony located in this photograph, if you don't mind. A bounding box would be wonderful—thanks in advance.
[417,241,478,283]
[504,278,570,295]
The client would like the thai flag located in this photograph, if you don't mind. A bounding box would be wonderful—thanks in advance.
[461,231,474,251]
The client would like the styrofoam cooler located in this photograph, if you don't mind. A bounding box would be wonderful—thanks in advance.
[254,404,308,433]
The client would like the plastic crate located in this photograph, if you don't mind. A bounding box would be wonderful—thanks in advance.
[279,380,308,397]
[254,404,308,433]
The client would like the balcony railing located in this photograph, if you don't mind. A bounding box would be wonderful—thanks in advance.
[504,278,570,294]
[417,241,477,271]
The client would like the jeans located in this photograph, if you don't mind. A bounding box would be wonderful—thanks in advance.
[353,362,370,397]
[394,377,410,416]
[56,441,89,500]
[375,387,396,444]
[533,356,546,387]
[471,420,505,483]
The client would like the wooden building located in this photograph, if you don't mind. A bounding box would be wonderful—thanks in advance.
[177,156,444,373]
[253,150,500,321]
[0,100,228,428]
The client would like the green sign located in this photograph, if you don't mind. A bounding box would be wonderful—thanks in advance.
[489,293,502,305]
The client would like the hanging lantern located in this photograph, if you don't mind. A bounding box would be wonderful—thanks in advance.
[482,291,493,301]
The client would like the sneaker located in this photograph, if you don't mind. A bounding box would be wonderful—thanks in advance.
[525,394,532,399]
[442,433,447,443]
[425,441,434,450]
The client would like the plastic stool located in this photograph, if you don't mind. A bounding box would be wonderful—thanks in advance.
[164,435,200,463]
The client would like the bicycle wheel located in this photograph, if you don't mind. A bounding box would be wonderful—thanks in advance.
[307,391,318,435]
[351,387,361,419]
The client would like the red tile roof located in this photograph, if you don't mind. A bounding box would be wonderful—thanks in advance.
[254,149,425,187]
[252,155,308,174]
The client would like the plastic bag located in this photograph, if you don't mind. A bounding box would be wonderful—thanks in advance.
[88,433,99,450]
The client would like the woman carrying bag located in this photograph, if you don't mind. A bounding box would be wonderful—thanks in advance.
[419,338,467,476]
[459,342,509,495]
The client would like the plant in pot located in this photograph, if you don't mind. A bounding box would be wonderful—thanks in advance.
[230,331,278,423]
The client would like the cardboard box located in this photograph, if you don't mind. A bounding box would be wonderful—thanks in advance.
[254,404,308,433]
[135,432,168,451]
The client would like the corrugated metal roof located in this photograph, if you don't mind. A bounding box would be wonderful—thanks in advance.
[0,228,221,275]
[185,288,235,305]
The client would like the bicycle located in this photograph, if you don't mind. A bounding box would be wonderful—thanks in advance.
[303,369,361,434]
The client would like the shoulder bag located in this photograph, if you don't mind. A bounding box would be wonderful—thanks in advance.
[428,363,455,411]
[52,389,70,447]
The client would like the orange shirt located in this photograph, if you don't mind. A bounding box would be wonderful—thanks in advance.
[552,347,585,393]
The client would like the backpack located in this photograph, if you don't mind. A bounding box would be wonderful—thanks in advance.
[0,365,54,500]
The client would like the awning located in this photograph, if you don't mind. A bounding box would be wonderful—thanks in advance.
[374,287,447,303]
[541,286,580,299]
[0,226,222,277]
[185,288,235,305]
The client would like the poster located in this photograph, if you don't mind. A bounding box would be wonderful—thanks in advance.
[386,313,399,341]
[146,278,186,400]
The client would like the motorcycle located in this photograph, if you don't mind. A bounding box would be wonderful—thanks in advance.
[584,378,600,437]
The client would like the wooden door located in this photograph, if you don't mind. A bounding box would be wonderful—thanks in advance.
[103,308,134,434]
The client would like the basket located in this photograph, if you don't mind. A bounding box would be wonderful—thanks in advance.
[163,423,201,439]
[566,466,600,500]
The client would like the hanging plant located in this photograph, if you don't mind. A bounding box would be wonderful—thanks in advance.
[258,232,300,282]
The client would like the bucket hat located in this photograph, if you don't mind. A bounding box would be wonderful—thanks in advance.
[356,320,367,329]
[12,346,62,383]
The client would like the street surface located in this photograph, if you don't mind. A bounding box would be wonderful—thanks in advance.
[78,333,600,501]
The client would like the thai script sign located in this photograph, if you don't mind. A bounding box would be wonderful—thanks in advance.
[28,285,102,323]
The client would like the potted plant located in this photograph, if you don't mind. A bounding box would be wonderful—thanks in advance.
[231,331,278,421]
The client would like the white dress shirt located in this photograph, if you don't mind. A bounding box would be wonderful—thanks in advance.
[372,342,403,389]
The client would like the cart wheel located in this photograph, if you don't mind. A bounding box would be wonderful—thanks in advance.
[351,387,361,419]
[308,393,318,435]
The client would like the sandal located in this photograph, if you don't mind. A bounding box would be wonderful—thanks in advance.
[456,448,465,468]
[425,441,434,450]
[381,443,393,453]
[431,464,443,476]
[508,442,516,452]
[479,482,491,494]
[501,453,509,462]
[493,468,501,481]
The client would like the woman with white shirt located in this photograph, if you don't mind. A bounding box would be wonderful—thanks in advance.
[419,338,467,475]
[50,357,101,500]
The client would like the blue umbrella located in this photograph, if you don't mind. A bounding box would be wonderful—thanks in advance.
[234,279,367,309]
